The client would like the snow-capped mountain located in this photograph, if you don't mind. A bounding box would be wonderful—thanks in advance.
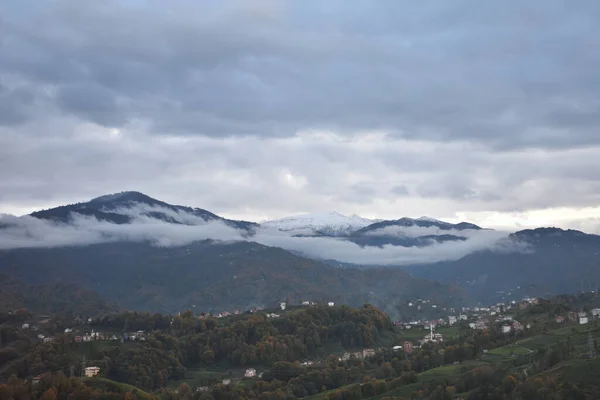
[262,211,380,236]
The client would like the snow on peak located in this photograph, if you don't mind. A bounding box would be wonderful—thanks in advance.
[416,216,443,223]
[262,211,377,236]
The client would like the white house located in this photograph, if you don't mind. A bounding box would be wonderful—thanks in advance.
[280,302,287,311]
[592,308,600,317]
[459,314,468,321]
[21,323,29,329]
[244,368,257,378]
[301,301,310,306]
[64,328,73,333]
[328,302,335,307]
[448,316,457,325]
[579,316,589,325]
[501,325,512,334]
[84,367,100,377]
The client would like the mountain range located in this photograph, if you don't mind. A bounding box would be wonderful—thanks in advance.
[2,191,600,313]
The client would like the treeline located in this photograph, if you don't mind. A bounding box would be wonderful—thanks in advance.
[1,305,392,392]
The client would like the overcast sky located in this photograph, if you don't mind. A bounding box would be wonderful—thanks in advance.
[2,0,600,232]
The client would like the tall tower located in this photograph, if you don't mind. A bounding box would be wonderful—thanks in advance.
[588,332,596,359]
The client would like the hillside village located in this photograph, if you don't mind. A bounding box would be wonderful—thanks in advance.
[4,291,600,399]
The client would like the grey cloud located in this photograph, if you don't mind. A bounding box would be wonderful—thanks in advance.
[55,83,127,127]
[1,1,600,148]
[4,126,600,221]
[390,185,409,196]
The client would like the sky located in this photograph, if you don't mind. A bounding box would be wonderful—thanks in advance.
[2,0,600,232]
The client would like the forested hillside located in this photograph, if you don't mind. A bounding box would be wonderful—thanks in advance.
[0,241,466,317]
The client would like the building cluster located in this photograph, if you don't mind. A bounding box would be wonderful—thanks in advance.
[194,300,336,321]
[557,308,600,325]
[338,348,375,361]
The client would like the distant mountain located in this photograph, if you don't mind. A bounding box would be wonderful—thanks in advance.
[402,227,600,303]
[30,191,257,231]
[349,217,483,247]
[0,241,467,318]
[262,211,380,236]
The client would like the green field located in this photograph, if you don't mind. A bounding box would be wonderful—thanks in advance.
[398,325,462,342]
[487,344,531,357]
[84,377,153,400]
[168,366,247,389]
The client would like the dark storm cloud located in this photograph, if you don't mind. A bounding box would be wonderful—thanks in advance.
[1,0,600,148]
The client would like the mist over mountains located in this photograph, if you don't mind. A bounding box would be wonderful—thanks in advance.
[0,191,515,265]
[2,191,600,308]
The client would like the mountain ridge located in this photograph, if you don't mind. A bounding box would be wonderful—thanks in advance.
[30,191,258,231]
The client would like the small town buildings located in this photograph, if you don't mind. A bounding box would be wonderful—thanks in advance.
[302,301,310,306]
[512,321,524,332]
[555,315,565,324]
[403,341,413,354]
[244,368,257,378]
[21,323,29,329]
[37,334,45,340]
[64,328,73,333]
[501,324,512,334]
[266,313,280,318]
[328,301,335,307]
[84,367,100,377]
[592,308,600,318]
[196,386,209,393]
[580,316,589,325]
[459,314,468,321]
[567,311,577,323]
[279,302,287,311]
[362,349,375,358]
[32,375,41,385]
[74,336,83,343]
[448,316,457,325]
[43,337,52,343]
[222,379,231,385]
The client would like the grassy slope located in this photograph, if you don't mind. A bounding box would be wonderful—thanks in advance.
[84,377,153,400]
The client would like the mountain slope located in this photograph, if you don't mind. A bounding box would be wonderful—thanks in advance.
[401,227,600,302]
[349,217,483,247]
[262,211,379,236]
[30,191,257,231]
[0,273,118,316]
[0,241,467,317]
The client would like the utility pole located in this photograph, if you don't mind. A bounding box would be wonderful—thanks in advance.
[80,355,86,380]
[588,332,596,359]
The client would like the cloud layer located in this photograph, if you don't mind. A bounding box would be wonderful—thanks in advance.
[2,1,600,231]
[0,205,519,265]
